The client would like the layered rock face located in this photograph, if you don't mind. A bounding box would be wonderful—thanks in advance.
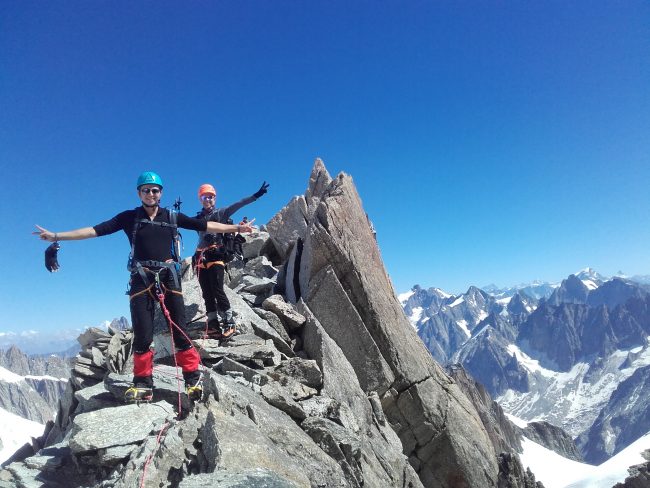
[2,280,421,487]
[447,365,521,456]
[271,159,500,487]
[577,364,650,464]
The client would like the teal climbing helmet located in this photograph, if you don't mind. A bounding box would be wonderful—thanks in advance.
[136,171,163,189]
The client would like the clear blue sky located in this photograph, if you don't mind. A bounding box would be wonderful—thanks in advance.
[1,1,649,336]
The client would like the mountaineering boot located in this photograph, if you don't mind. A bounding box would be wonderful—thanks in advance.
[204,312,222,339]
[205,318,222,339]
[184,370,203,402]
[221,309,236,339]
[176,347,202,400]
[125,384,153,403]
[127,352,154,402]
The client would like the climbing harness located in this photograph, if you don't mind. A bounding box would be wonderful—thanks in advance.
[192,244,226,280]
[127,207,183,289]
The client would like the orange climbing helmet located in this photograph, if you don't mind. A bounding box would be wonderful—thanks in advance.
[198,183,216,199]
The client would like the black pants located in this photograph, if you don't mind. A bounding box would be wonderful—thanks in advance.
[129,268,192,354]
[198,262,230,316]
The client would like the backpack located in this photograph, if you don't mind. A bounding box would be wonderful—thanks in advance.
[198,215,247,264]
[209,219,240,263]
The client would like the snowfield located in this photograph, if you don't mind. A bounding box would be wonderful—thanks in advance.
[520,431,650,488]
[0,407,45,464]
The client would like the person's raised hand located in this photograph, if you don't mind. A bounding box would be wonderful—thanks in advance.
[239,218,257,233]
[253,181,269,199]
[33,225,56,242]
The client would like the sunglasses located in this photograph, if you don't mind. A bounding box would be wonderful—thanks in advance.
[141,188,161,195]
[201,194,215,201]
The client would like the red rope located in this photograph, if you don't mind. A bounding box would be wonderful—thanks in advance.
[157,288,206,364]
[139,420,170,488]
[193,247,208,281]
[138,285,206,488]
[157,291,184,415]
[155,288,206,415]
[152,366,182,378]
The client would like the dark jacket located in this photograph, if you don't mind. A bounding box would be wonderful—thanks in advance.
[195,195,257,249]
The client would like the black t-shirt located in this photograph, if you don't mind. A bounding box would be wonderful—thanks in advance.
[93,207,207,262]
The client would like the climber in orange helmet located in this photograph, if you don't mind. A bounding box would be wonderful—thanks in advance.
[194,181,268,339]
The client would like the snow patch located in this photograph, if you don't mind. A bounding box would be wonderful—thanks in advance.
[521,431,650,488]
[506,344,555,376]
[433,287,452,298]
[25,374,68,383]
[581,279,598,290]
[456,319,471,338]
[504,412,528,428]
[0,366,24,384]
[408,307,423,329]
[398,290,415,304]
[0,407,45,464]
[450,297,465,308]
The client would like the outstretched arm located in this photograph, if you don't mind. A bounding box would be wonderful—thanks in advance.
[221,181,270,218]
[33,225,98,242]
[206,218,255,234]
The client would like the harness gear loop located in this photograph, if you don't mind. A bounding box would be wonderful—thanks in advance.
[154,271,163,295]
[129,284,155,301]
[130,261,181,290]
[197,260,225,270]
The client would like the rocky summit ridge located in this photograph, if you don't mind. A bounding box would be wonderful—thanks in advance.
[0,159,541,488]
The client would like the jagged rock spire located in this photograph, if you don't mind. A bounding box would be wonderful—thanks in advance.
[305,157,332,216]
[270,159,499,487]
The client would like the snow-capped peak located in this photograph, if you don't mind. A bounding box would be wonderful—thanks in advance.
[572,267,607,291]
[575,267,607,283]
[432,287,453,299]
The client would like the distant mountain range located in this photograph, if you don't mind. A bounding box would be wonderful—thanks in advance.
[0,330,81,357]
[400,268,650,465]
[0,317,130,463]
[0,346,71,463]
[0,317,130,356]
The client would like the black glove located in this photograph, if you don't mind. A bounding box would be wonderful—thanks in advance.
[45,242,60,272]
[253,181,269,199]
